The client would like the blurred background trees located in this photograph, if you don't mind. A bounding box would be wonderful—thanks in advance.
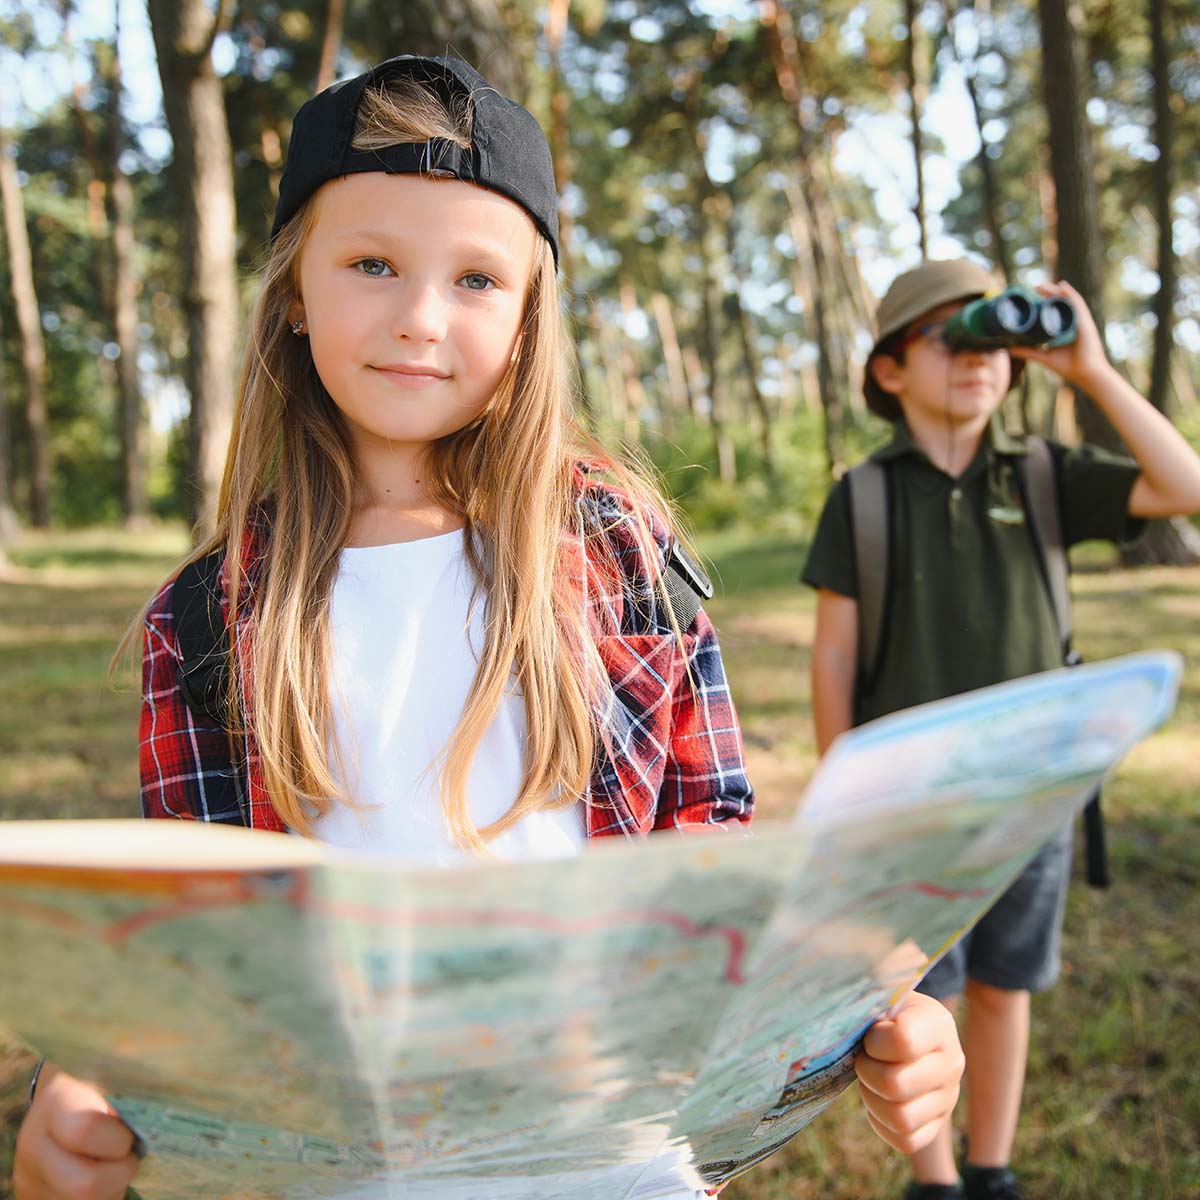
[1,0,1197,553]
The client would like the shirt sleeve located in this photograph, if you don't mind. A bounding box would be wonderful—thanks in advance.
[140,583,248,824]
[1053,442,1145,547]
[655,607,754,832]
[801,478,857,598]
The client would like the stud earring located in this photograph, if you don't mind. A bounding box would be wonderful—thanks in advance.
[290,319,306,336]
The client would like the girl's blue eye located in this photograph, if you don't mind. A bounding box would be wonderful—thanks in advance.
[460,272,494,291]
[356,258,392,277]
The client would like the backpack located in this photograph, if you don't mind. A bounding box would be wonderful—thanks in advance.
[845,436,1109,888]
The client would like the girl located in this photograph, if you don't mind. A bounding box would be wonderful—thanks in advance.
[14,55,963,1200]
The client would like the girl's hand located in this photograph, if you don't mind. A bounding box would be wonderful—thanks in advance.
[13,1065,141,1200]
[854,991,964,1154]
[1008,279,1114,393]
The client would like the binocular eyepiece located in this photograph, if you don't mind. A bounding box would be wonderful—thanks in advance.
[941,286,1076,351]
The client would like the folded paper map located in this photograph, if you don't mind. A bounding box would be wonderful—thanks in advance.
[0,652,1180,1199]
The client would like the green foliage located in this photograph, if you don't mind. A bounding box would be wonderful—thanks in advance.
[635,408,890,537]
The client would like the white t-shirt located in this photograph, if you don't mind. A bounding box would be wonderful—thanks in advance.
[314,529,585,861]
[316,533,703,1199]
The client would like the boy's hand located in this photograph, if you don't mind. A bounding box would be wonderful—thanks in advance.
[14,1065,141,1200]
[1008,279,1113,393]
[854,991,964,1154]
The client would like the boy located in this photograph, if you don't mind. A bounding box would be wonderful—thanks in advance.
[802,258,1200,1200]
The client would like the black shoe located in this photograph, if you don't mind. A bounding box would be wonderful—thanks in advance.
[962,1165,1023,1200]
[905,1185,964,1200]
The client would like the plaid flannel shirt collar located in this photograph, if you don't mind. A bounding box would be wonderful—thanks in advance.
[146,476,751,840]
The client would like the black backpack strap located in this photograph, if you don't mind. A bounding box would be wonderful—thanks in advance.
[1018,437,1074,662]
[171,550,233,726]
[662,537,713,631]
[1015,437,1109,887]
[845,460,889,693]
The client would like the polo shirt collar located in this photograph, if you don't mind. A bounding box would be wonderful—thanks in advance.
[871,414,1028,465]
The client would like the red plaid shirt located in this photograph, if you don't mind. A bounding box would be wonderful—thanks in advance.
[140,478,753,840]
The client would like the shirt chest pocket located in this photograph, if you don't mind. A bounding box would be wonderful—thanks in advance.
[594,632,688,828]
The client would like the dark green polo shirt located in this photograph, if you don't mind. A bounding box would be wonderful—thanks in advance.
[803,421,1142,726]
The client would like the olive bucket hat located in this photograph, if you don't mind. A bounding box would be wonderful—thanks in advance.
[864,259,1024,421]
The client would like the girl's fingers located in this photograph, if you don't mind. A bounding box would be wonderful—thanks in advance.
[862,993,956,1063]
[857,1072,959,1135]
[22,1135,139,1200]
[862,1099,957,1156]
[43,1072,137,1161]
[855,1041,961,1103]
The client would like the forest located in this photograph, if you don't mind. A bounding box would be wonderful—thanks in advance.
[1,0,1197,556]
[0,2,1198,1197]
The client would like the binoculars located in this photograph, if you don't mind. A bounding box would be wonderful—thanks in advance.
[941,286,1076,351]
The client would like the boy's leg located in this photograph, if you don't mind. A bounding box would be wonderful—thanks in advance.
[961,981,1030,1166]
[956,826,1072,1191]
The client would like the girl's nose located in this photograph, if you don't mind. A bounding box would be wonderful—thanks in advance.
[392,282,449,343]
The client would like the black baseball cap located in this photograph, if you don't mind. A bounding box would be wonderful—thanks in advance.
[271,55,560,265]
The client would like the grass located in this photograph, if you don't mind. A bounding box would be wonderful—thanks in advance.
[1,525,1198,1198]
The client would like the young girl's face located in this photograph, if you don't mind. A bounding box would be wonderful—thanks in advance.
[292,172,538,454]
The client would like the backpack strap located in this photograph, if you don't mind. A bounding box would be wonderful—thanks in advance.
[172,550,232,725]
[1017,436,1074,662]
[662,537,713,632]
[845,460,889,692]
[1015,437,1109,885]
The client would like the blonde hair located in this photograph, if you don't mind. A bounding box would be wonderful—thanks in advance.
[125,75,688,851]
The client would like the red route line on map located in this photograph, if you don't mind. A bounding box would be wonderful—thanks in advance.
[85,876,986,989]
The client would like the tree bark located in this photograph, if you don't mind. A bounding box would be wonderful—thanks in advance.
[904,0,928,257]
[1038,0,1198,564]
[947,0,1013,279]
[0,296,20,544]
[762,0,845,474]
[148,0,239,536]
[650,292,690,430]
[1147,0,1175,416]
[1036,0,1113,448]
[316,0,347,91]
[106,31,148,524]
[0,130,52,527]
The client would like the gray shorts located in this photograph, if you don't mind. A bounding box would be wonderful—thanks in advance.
[917,825,1073,998]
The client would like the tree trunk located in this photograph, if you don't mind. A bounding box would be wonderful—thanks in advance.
[729,285,774,477]
[1038,0,1198,565]
[904,0,928,256]
[148,0,240,536]
[316,0,347,91]
[0,298,20,544]
[650,292,690,430]
[107,34,148,525]
[1147,0,1175,416]
[680,345,708,426]
[947,0,1013,279]
[762,0,845,474]
[616,278,649,442]
[1036,0,1113,449]
[0,130,51,527]
[699,265,736,484]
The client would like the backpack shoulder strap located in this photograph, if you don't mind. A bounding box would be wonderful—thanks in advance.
[171,549,232,724]
[662,537,713,632]
[1017,436,1073,659]
[845,460,889,689]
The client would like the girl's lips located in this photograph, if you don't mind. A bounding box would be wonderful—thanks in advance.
[373,365,449,389]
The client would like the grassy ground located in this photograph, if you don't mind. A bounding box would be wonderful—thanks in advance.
[1,526,1198,1198]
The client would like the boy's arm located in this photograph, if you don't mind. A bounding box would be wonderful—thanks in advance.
[812,588,858,757]
[1011,280,1200,518]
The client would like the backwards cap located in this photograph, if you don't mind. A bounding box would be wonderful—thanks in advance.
[863,258,1016,421]
[271,55,560,265]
